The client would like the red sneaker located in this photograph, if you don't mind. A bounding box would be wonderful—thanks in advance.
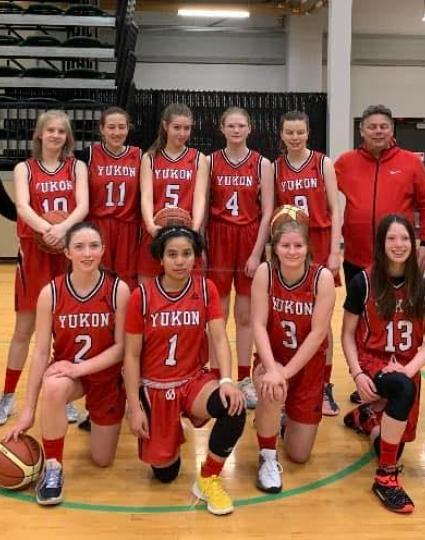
[372,466,414,514]
[343,404,379,435]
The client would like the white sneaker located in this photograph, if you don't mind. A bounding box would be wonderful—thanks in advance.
[256,448,283,493]
[66,402,79,424]
[0,393,16,425]
[238,377,257,409]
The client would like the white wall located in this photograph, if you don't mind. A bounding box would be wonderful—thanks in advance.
[135,63,286,91]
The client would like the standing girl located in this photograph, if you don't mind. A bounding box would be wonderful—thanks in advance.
[207,107,274,408]
[125,226,245,516]
[342,214,424,514]
[274,110,341,416]
[138,103,208,280]
[6,222,130,506]
[0,110,88,425]
[251,206,335,493]
[79,106,142,290]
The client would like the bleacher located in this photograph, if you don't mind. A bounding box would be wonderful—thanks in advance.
[0,0,138,169]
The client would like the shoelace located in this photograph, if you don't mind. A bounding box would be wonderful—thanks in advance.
[202,476,227,497]
[261,457,283,482]
[44,467,62,489]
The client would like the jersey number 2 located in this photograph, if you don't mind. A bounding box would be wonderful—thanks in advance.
[74,335,92,363]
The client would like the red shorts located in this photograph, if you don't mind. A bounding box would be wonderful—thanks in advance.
[254,351,326,425]
[207,219,259,296]
[81,373,126,426]
[359,352,421,442]
[15,237,67,312]
[138,369,218,465]
[92,217,139,290]
[309,227,341,287]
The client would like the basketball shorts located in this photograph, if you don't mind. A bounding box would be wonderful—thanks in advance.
[15,237,67,312]
[92,217,139,290]
[81,373,126,426]
[137,369,218,465]
[359,352,421,442]
[254,351,326,425]
[207,219,259,296]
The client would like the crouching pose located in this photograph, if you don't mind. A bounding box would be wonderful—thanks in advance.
[6,222,129,506]
[124,226,246,516]
[251,205,335,494]
[342,214,425,514]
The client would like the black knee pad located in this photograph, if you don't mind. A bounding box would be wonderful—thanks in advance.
[206,388,246,458]
[374,371,416,422]
[151,457,181,483]
[373,435,405,460]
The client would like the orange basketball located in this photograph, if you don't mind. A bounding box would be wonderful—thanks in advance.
[0,434,44,490]
[154,207,192,228]
[34,210,69,254]
[270,204,309,235]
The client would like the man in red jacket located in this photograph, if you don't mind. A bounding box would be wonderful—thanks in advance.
[335,104,425,285]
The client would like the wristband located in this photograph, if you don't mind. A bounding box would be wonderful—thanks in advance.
[353,371,365,381]
[219,377,233,386]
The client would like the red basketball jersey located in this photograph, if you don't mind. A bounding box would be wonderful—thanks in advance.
[88,143,142,223]
[150,147,200,215]
[17,158,77,238]
[274,151,331,229]
[126,275,222,383]
[267,261,327,365]
[355,269,425,365]
[50,270,122,383]
[209,149,262,225]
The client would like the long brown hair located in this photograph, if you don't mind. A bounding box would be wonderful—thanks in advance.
[371,214,424,320]
[148,103,192,156]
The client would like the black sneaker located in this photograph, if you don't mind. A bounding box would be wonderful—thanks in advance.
[35,459,64,506]
[372,466,414,514]
[343,403,379,436]
[322,383,340,416]
[78,414,91,432]
[349,390,363,404]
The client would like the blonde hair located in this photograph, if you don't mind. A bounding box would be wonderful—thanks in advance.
[31,110,74,160]
[271,220,312,266]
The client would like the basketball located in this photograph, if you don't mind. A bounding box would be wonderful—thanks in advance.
[270,204,309,235]
[154,207,192,229]
[34,210,69,254]
[0,434,44,490]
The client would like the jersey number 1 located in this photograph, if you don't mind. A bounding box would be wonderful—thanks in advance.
[105,181,126,207]
[165,334,178,366]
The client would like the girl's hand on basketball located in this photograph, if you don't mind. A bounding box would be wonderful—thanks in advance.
[4,409,34,442]
[219,383,245,415]
[245,254,261,278]
[355,373,379,403]
[147,223,161,238]
[44,360,78,379]
[381,360,408,375]
[127,406,149,439]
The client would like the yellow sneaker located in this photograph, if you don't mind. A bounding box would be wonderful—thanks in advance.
[192,474,234,515]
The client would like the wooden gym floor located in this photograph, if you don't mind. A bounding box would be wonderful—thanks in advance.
[1,263,425,539]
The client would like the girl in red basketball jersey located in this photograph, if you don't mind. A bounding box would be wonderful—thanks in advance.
[125,226,245,516]
[275,110,341,416]
[0,111,88,427]
[6,222,130,506]
[138,103,208,280]
[79,107,142,290]
[207,107,274,409]
[252,206,335,493]
[342,214,425,514]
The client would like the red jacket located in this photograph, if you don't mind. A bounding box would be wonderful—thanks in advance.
[335,145,425,268]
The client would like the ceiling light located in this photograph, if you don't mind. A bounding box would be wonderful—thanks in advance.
[177,8,250,19]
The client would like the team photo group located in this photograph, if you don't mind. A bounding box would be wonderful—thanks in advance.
[1,100,425,517]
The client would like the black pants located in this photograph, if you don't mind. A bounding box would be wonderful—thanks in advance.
[343,259,364,287]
